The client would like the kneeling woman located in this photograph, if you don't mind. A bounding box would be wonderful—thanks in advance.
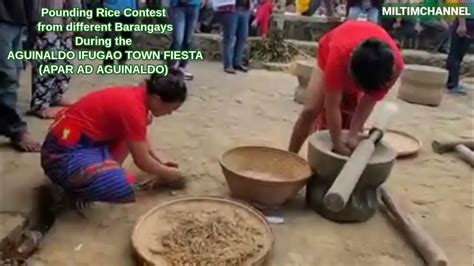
[41,69,187,207]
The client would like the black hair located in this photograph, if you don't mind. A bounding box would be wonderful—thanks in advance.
[146,68,187,103]
[350,38,395,92]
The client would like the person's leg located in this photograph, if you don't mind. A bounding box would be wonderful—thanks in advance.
[118,16,135,64]
[42,136,136,206]
[178,5,200,79]
[103,17,117,65]
[221,11,238,73]
[0,23,40,152]
[309,0,323,15]
[445,24,469,93]
[29,32,63,119]
[289,65,326,153]
[233,9,250,71]
[75,167,135,204]
[323,0,334,16]
[366,7,379,23]
[168,6,186,69]
[347,6,363,20]
[51,32,74,107]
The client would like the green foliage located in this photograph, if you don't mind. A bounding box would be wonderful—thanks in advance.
[250,27,299,63]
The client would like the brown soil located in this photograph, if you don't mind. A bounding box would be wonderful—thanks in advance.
[0,61,472,266]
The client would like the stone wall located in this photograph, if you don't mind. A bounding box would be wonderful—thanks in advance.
[270,15,474,53]
[271,14,341,42]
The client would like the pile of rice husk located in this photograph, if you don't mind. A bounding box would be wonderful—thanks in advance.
[150,210,265,265]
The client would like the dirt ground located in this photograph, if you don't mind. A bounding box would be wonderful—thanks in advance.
[0,60,472,266]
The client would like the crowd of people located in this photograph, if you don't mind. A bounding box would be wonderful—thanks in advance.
[0,0,472,259]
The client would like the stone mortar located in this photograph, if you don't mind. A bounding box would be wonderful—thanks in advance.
[398,64,448,107]
[293,60,314,104]
[305,130,397,223]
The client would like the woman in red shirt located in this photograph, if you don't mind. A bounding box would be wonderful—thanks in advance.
[252,0,273,38]
[41,69,187,208]
[289,21,404,156]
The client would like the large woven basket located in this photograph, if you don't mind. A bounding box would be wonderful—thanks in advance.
[220,146,311,207]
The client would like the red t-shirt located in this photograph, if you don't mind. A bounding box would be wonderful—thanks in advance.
[317,21,404,101]
[57,85,148,143]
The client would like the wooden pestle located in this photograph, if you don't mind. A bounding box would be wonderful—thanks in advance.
[379,187,449,266]
[324,102,399,212]
[432,139,474,167]
[454,144,474,167]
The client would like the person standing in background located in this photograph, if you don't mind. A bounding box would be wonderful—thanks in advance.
[168,0,204,80]
[215,0,252,74]
[309,0,335,17]
[102,0,139,65]
[251,0,273,38]
[296,0,311,14]
[28,0,82,119]
[0,0,41,151]
[445,0,473,95]
[346,0,383,23]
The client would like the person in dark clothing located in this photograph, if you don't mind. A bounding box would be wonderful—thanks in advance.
[102,0,139,65]
[446,16,473,94]
[0,0,41,152]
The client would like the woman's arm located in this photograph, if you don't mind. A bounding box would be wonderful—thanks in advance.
[149,148,179,167]
[129,141,181,181]
[325,89,351,155]
[346,94,376,149]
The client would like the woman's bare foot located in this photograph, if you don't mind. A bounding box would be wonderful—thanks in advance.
[52,98,75,107]
[27,107,64,120]
[11,132,41,153]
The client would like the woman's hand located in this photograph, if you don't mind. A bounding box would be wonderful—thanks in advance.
[138,167,185,190]
[251,19,258,28]
[333,142,352,156]
[150,149,179,168]
[457,23,467,37]
[161,166,183,184]
[345,135,361,150]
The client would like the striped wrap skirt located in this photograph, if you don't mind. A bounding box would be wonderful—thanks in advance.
[41,116,136,205]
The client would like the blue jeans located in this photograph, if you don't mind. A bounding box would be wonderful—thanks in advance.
[169,5,200,68]
[0,22,27,139]
[446,21,473,89]
[347,6,379,23]
[220,9,250,69]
